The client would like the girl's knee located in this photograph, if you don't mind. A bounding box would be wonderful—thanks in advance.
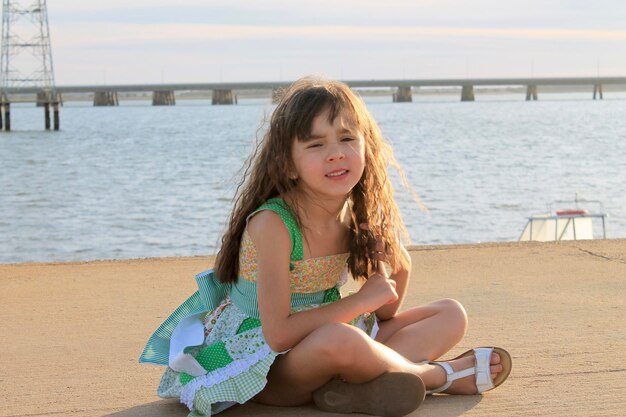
[309,323,369,369]
[437,298,468,335]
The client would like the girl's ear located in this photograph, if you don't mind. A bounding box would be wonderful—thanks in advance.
[288,168,298,180]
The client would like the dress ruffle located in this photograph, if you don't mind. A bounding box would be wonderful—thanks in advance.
[181,343,274,409]
[156,300,281,416]
[144,257,377,417]
[190,350,279,416]
[156,295,379,417]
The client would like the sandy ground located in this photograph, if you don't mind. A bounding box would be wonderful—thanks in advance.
[1,239,625,417]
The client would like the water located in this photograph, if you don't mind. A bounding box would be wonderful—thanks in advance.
[1,93,625,263]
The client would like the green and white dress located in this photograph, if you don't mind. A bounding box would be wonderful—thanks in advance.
[139,198,378,417]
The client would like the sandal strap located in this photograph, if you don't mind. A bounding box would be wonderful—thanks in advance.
[420,361,455,394]
[473,348,495,393]
[420,347,496,395]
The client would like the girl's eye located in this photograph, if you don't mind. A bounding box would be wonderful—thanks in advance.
[341,137,355,142]
[306,143,322,149]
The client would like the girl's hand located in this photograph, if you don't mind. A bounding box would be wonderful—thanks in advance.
[356,223,398,310]
[357,271,399,311]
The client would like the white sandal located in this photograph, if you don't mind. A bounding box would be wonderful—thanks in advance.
[421,346,512,395]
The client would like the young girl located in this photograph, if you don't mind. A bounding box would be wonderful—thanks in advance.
[140,77,512,417]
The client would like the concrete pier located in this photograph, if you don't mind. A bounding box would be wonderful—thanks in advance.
[593,84,604,100]
[392,86,413,103]
[212,89,236,105]
[152,90,176,106]
[526,85,538,101]
[94,91,119,106]
[2,239,625,417]
[461,85,475,101]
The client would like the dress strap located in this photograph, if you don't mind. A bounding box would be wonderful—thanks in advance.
[248,197,303,262]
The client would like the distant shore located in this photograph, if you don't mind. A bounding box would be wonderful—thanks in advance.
[1,239,625,417]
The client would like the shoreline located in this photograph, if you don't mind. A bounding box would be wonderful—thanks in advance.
[3,238,623,267]
[1,239,625,417]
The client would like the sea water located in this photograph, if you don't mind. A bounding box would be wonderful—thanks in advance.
[1,93,625,263]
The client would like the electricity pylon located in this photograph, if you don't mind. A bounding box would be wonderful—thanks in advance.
[0,0,59,130]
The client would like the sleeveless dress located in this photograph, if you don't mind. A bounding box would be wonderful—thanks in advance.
[139,198,378,417]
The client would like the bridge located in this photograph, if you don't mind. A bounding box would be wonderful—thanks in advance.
[6,76,626,102]
[1,76,625,130]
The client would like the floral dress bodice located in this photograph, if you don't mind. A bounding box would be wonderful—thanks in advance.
[238,229,350,293]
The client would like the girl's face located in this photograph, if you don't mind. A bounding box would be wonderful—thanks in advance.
[291,107,366,201]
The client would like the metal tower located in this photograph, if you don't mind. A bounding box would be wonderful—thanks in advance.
[0,0,59,130]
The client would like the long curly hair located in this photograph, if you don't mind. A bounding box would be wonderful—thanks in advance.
[215,77,419,283]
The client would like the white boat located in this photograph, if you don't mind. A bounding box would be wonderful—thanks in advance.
[519,195,607,241]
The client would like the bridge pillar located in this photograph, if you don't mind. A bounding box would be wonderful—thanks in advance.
[44,103,50,129]
[53,102,60,130]
[593,84,603,100]
[212,89,236,105]
[152,90,176,105]
[393,86,413,102]
[1,101,10,131]
[42,101,61,131]
[94,91,119,106]
[461,85,475,101]
[35,92,61,130]
[271,88,284,104]
[526,85,538,101]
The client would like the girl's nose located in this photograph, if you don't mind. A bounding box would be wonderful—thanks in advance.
[326,144,345,162]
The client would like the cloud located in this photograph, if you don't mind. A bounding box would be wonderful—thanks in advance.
[53,23,626,48]
[44,2,626,83]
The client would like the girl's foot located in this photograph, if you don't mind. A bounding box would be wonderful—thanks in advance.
[421,347,512,395]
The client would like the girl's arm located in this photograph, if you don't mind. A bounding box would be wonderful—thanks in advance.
[250,211,396,352]
[373,244,412,321]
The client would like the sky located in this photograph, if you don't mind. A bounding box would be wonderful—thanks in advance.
[11,0,626,85]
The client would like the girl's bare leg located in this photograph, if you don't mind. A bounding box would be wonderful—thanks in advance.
[374,298,505,395]
[375,298,469,362]
[255,322,420,406]
[254,320,503,407]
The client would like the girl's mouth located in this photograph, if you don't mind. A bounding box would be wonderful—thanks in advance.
[326,170,348,178]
